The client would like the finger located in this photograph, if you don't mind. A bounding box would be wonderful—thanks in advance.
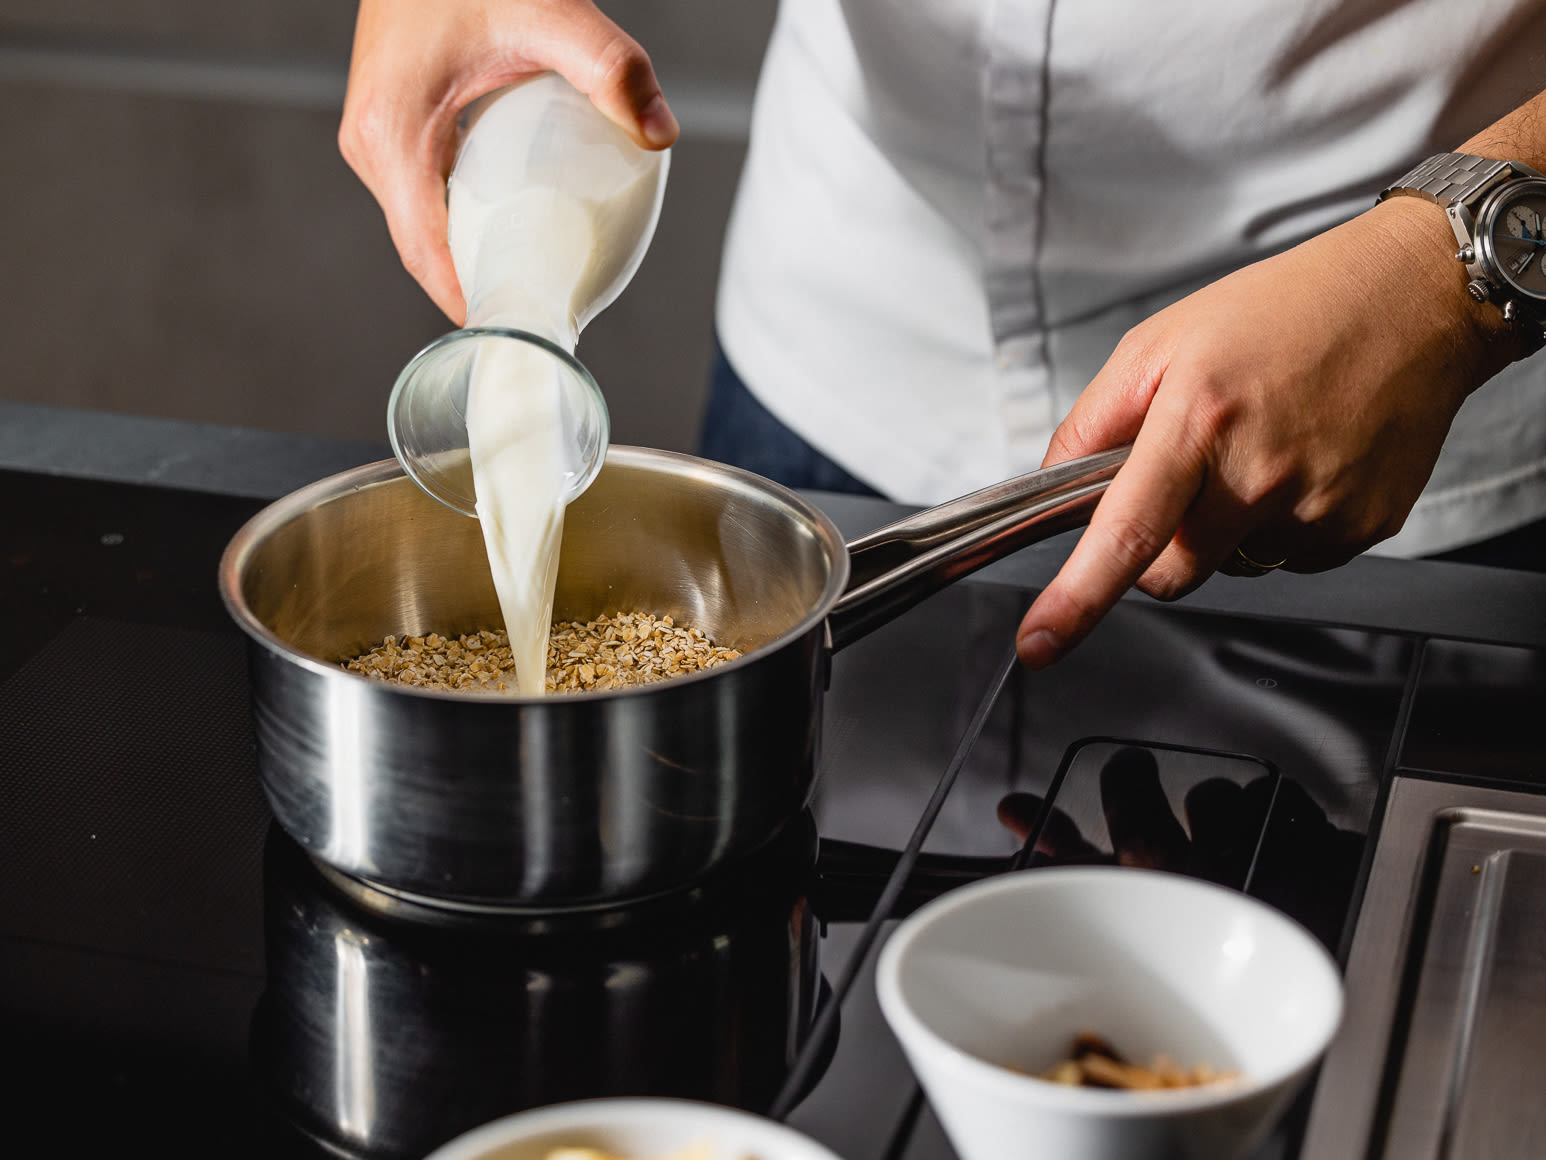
[1041,330,1164,468]
[996,793,1103,861]
[1181,778,1256,886]
[340,72,465,320]
[377,159,465,322]
[1017,411,1206,669]
[1270,499,1404,574]
[1097,748,1190,871]
[517,2,679,148]
[1138,461,1267,597]
[995,791,1044,842]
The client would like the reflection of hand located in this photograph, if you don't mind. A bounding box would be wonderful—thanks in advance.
[1015,195,1531,671]
[996,747,1363,947]
[996,747,1258,885]
[339,0,678,322]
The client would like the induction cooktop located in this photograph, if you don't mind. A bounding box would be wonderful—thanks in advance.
[3,466,1543,1160]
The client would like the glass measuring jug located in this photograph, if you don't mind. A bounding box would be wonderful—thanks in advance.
[388,72,670,516]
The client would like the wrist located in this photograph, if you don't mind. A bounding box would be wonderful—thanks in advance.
[1364,195,1537,377]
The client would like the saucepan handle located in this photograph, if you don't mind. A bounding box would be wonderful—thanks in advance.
[826,444,1132,652]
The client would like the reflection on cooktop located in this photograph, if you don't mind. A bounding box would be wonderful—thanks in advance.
[257,821,828,1159]
[1012,741,1363,951]
[1400,639,1546,786]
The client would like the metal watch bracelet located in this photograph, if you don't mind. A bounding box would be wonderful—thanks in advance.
[1378,152,1514,209]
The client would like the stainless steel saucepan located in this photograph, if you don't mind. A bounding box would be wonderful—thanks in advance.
[218,444,1129,912]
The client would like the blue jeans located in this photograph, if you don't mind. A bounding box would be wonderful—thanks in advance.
[695,339,884,497]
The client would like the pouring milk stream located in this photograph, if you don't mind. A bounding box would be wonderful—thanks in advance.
[390,73,669,695]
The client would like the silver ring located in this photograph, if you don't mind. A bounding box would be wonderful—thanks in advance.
[1232,545,1287,577]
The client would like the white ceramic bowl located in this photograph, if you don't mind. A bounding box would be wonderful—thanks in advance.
[421,1098,846,1160]
[875,867,1342,1160]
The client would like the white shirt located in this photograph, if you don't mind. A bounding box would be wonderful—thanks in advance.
[715,0,1546,555]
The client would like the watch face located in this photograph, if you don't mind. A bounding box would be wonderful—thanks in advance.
[1483,182,1546,300]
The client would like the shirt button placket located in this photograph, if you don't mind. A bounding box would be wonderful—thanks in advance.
[984,0,1058,471]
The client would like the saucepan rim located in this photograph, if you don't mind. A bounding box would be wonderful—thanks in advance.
[217,446,854,703]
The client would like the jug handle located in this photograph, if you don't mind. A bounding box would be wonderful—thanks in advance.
[826,444,1132,653]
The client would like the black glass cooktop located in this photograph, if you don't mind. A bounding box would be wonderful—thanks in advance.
[2,466,1542,1160]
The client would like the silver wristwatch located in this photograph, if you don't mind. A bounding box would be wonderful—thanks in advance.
[1379,152,1546,337]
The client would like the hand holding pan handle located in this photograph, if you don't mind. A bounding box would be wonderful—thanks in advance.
[827,444,1132,652]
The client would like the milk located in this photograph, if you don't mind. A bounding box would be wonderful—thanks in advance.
[464,342,571,696]
[448,102,665,696]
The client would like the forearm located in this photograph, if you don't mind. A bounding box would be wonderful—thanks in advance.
[1462,86,1546,169]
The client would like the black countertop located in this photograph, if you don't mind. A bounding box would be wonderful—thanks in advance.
[3,401,1545,1160]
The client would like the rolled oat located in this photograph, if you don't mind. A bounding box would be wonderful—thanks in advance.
[343,612,742,695]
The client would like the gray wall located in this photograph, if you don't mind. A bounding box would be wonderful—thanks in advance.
[0,2,776,452]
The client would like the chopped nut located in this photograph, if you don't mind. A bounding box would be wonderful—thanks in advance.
[1043,1060,1085,1086]
[1079,1054,1167,1090]
[1031,1032,1240,1090]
